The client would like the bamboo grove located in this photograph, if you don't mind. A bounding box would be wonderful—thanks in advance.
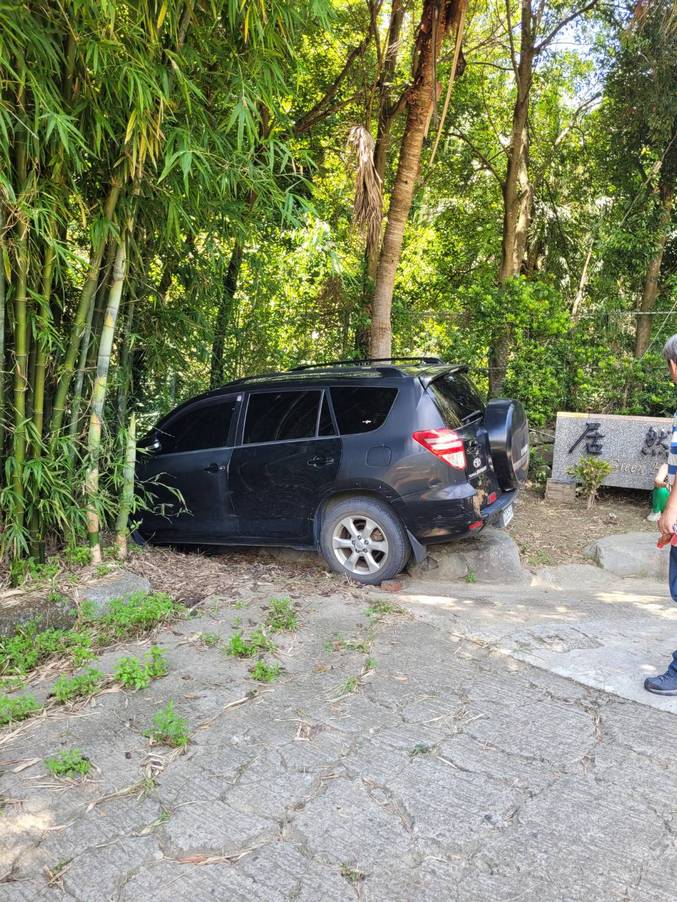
[0,0,675,565]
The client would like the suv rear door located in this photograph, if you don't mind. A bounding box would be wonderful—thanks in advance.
[229,389,340,542]
[426,371,501,502]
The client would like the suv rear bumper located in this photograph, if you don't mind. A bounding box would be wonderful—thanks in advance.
[393,485,516,545]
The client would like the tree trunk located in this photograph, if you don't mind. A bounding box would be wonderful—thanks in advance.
[634,186,673,358]
[370,0,465,359]
[85,230,128,563]
[115,412,136,560]
[210,240,243,389]
[50,182,121,441]
[12,135,29,540]
[488,0,534,397]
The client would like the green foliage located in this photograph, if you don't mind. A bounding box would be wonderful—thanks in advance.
[0,623,95,675]
[53,668,104,703]
[64,546,91,567]
[114,647,167,690]
[226,629,275,658]
[9,557,60,588]
[199,632,221,648]
[99,592,185,638]
[145,701,189,747]
[265,597,298,632]
[567,456,613,508]
[45,749,91,778]
[249,660,281,683]
[0,693,41,725]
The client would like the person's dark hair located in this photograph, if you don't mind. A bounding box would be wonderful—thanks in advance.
[663,335,677,364]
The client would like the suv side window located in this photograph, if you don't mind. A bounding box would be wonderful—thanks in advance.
[330,387,397,435]
[429,373,484,427]
[159,398,237,454]
[243,390,322,444]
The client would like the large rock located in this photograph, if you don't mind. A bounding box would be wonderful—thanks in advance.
[585,531,668,579]
[0,590,77,637]
[408,528,525,584]
[74,569,152,616]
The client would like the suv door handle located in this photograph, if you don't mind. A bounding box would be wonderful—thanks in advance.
[307,456,334,468]
[204,463,224,473]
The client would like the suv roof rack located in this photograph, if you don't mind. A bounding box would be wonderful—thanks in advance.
[291,356,444,372]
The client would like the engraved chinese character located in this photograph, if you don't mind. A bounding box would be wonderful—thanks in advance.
[568,422,605,456]
[640,426,670,457]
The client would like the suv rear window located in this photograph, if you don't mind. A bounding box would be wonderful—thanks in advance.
[330,387,397,434]
[244,390,321,444]
[429,373,484,427]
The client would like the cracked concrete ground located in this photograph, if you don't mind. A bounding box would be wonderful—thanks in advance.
[2,560,677,901]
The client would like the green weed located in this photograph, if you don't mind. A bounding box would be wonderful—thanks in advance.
[114,647,167,690]
[199,632,221,648]
[340,864,366,884]
[465,569,477,584]
[53,668,104,703]
[0,623,95,675]
[99,592,185,638]
[409,742,433,757]
[363,657,376,672]
[45,749,91,778]
[0,693,41,725]
[249,660,281,683]
[64,545,91,567]
[145,701,189,748]
[325,633,370,653]
[366,601,404,622]
[226,629,275,658]
[95,563,115,578]
[342,676,359,694]
[265,596,298,632]
[10,557,60,587]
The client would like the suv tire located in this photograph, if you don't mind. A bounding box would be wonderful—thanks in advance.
[320,496,410,585]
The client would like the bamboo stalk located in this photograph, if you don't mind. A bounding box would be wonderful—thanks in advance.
[115,413,136,559]
[0,208,6,445]
[117,290,136,426]
[50,182,121,441]
[85,227,128,563]
[12,123,29,538]
[67,285,96,454]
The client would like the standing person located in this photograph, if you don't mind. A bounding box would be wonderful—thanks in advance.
[645,335,677,695]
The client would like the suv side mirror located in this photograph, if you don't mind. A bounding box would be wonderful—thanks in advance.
[148,437,162,453]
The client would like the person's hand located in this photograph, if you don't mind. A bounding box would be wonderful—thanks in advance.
[658,505,677,536]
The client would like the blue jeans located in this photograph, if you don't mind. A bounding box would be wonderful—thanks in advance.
[669,545,677,675]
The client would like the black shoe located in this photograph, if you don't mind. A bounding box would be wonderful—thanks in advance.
[644,672,677,695]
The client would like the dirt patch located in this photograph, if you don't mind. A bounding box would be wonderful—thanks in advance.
[509,483,654,567]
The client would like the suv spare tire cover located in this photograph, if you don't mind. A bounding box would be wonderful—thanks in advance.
[484,399,529,491]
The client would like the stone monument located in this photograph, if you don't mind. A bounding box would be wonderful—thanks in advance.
[547,411,673,499]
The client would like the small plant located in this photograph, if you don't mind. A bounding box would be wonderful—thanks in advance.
[10,557,60,587]
[465,569,477,584]
[226,629,275,658]
[0,693,40,725]
[53,668,104,703]
[249,659,281,683]
[265,597,298,632]
[341,864,366,884]
[45,749,91,778]
[366,600,404,622]
[363,657,376,673]
[145,701,189,747]
[567,456,613,509]
[95,563,115,578]
[199,632,221,648]
[409,742,433,758]
[342,676,359,694]
[114,647,167,690]
[64,545,91,567]
[0,622,95,675]
[100,591,185,638]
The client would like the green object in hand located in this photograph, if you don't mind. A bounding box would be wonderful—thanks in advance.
[652,485,670,514]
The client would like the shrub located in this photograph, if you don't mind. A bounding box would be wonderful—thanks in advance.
[567,456,613,508]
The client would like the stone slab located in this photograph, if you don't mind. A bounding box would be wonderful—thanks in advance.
[74,569,152,616]
[408,527,525,583]
[0,590,76,637]
[551,411,672,490]
[585,531,669,579]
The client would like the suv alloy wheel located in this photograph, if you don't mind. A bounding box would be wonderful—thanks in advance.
[320,496,410,585]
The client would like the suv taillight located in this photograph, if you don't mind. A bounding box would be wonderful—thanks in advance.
[412,428,466,469]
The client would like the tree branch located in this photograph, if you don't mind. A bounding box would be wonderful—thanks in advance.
[534,0,601,54]
[448,129,503,182]
[504,0,520,83]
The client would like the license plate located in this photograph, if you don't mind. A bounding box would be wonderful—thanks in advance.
[498,504,514,528]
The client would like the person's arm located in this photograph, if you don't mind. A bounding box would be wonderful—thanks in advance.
[659,424,677,535]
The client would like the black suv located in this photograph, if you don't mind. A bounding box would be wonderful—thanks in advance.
[136,358,529,584]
